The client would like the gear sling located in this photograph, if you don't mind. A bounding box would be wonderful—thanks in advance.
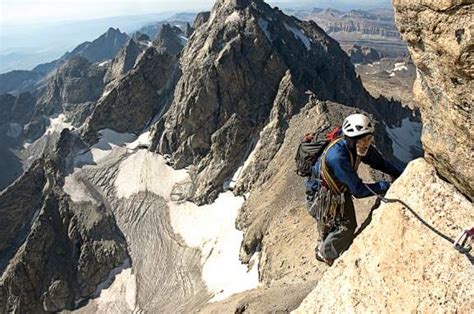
[312,137,361,236]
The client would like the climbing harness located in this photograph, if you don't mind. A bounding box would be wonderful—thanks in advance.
[364,184,472,255]
[454,228,474,253]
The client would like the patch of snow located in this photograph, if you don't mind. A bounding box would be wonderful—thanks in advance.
[115,150,190,199]
[74,129,136,166]
[98,60,111,67]
[101,89,112,97]
[284,23,311,51]
[44,114,73,135]
[354,63,361,68]
[225,11,242,24]
[6,123,22,138]
[79,259,139,312]
[146,40,153,47]
[168,192,260,301]
[258,18,272,41]
[64,173,99,204]
[368,63,374,67]
[393,62,408,72]
[126,131,151,150]
[115,149,260,300]
[389,72,396,77]
[178,35,188,46]
[385,118,423,164]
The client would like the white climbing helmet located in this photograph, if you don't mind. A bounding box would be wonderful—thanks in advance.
[342,114,375,138]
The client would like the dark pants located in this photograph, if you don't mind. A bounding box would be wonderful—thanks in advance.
[317,192,357,260]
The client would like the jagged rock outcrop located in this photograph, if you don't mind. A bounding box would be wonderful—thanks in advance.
[35,57,106,116]
[346,44,382,64]
[104,38,142,85]
[153,24,187,55]
[185,22,195,38]
[295,158,473,313]
[83,47,180,141]
[0,92,37,189]
[0,130,128,313]
[194,11,211,28]
[66,28,129,64]
[150,0,414,204]
[33,28,129,75]
[393,0,473,200]
[132,32,150,43]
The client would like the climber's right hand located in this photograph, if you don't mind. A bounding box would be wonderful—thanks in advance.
[378,180,390,192]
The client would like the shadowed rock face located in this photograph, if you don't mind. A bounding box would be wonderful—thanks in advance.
[0,130,128,313]
[153,24,187,55]
[83,48,180,142]
[35,57,106,116]
[393,0,473,200]
[149,0,416,204]
[104,39,142,86]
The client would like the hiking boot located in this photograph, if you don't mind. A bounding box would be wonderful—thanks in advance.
[315,250,334,266]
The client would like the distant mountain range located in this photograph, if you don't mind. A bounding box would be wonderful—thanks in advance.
[0,12,194,74]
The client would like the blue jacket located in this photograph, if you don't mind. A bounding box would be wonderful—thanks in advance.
[306,139,402,198]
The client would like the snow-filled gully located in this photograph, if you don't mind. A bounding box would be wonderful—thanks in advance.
[66,130,260,312]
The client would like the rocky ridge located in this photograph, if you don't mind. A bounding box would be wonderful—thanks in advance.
[149,0,415,205]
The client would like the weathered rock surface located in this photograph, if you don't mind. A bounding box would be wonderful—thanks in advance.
[103,39,142,86]
[35,57,106,116]
[295,158,474,313]
[153,23,187,55]
[0,92,37,189]
[83,48,180,141]
[393,0,473,200]
[0,130,128,313]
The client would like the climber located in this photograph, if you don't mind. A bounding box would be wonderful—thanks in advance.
[306,113,402,266]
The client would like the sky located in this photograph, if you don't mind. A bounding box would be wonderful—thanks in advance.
[1,0,392,27]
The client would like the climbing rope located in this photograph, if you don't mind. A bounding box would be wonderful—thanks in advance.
[364,184,473,255]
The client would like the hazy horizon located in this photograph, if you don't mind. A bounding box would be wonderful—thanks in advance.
[1,0,392,27]
[0,0,393,73]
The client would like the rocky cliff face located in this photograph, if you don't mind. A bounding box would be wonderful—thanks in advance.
[68,28,129,64]
[153,23,188,55]
[83,47,180,141]
[35,57,106,117]
[103,39,143,86]
[393,0,473,200]
[295,158,473,313]
[149,0,410,204]
[0,130,128,312]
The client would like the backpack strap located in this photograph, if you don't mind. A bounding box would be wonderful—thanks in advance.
[320,138,361,194]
